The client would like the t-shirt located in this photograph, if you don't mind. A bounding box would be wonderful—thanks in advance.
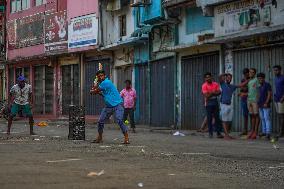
[99,78,122,107]
[248,77,259,103]
[274,75,284,102]
[10,83,32,105]
[258,82,272,108]
[240,78,248,102]
[120,88,137,109]
[202,82,220,106]
[220,83,237,105]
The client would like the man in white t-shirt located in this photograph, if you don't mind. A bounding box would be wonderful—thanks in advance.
[7,76,35,135]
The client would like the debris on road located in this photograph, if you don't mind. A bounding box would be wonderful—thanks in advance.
[141,149,145,153]
[168,174,176,176]
[273,144,280,150]
[35,122,48,127]
[173,131,185,137]
[271,138,280,150]
[33,138,40,141]
[87,170,105,177]
[137,183,143,187]
[46,158,82,163]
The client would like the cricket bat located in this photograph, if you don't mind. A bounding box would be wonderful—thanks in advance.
[90,63,103,94]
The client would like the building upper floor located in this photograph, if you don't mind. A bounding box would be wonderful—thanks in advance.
[6,0,99,61]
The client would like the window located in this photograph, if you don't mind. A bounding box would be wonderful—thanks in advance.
[11,0,30,13]
[186,7,212,34]
[119,15,127,37]
[35,0,46,6]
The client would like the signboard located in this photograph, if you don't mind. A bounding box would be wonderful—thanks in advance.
[214,0,284,37]
[7,20,16,49]
[45,11,68,54]
[16,13,44,48]
[68,14,98,49]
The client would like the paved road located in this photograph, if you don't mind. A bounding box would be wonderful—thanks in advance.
[0,122,283,189]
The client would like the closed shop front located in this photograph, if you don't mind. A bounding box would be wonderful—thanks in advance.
[181,52,220,130]
[7,59,55,116]
[232,45,284,132]
[59,57,80,115]
[61,64,80,115]
[34,65,54,115]
[135,63,149,125]
[116,65,133,92]
[84,58,111,115]
[150,57,175,127]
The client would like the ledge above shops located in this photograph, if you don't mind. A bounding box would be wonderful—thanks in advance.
[196,0,234,7]
[100,36,148,51]
[163,0,195,8]
[205,24,284,44]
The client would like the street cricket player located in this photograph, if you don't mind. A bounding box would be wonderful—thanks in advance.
[90,70,130,144]
[7,76,35,135]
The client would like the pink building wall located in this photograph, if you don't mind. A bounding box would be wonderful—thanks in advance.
[67,0,99,53]
[67,0,98,20]
[6,0,63,61]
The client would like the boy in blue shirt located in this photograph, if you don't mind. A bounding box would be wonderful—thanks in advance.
[257,73,272,140]
[220,73,248,139]
[90,70,129,144]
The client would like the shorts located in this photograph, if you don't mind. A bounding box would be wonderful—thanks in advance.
[241,100,249,117]
[247,102,258,115]
[275,102,284,114]
[220,103,233,122]
[11,103,33,117]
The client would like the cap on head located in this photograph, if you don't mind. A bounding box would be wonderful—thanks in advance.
[17,75,26,82]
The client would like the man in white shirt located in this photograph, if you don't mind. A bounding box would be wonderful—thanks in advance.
[7,76,35,135]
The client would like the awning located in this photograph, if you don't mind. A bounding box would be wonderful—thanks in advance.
[100,36,148,51]
[131,25,154,38]
[196,0,235,8]
[163,0,195,8]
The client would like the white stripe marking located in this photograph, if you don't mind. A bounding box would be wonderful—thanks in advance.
[268,166,284,169]
[182,153,210,155]
[46,159,82,163]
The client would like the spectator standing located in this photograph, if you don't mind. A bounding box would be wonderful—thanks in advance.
[220,73,248,139]
[257,73,272,140]
[202,72,223,139]
[273,65,284,138]
[239,68,250,136]
[247,68,260,139]
[121,80,137,133]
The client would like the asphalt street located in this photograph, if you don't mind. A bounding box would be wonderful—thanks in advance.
[0,122,283,189]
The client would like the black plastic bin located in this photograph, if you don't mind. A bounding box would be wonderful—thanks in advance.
[68,105,85,140]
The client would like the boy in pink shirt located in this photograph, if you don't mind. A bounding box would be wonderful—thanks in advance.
[121,80,137,133]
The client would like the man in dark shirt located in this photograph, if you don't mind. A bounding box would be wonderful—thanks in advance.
[273,65,284,137]
[257,73,272,140]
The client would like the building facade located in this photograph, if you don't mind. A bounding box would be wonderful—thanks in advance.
[5,0,101,118]
[200,0,284,132]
